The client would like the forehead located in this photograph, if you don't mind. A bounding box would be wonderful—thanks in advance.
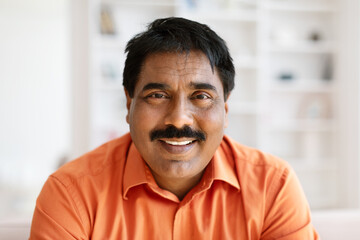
[136,51,223,91]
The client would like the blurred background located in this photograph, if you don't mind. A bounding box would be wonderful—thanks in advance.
[1,0,360,239]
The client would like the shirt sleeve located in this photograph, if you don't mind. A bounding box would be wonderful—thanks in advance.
[260,166,319,240]
[29,176,89,240]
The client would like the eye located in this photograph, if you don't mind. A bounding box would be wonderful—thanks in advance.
[147,92,168,99]
[195,94,209,100]
[191,92,211,100]
[150,93,166,98]
[143,92,170,104]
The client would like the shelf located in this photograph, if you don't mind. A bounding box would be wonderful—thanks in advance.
[93,83,123,91]
[263,2,336,13]
[228,102,259,115]
[290,161,337,173]
[91,35,125,50]
[101,0,179,8]
[234,56,258,69]
[269,80,333,93]
[181,10,258,23]
[234,0,258,7]
[269,119,335,132]
[268,42,334,54]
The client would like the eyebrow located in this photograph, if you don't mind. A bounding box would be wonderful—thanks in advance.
[141,82,218,93]
[189,82,217,92]
[142,83,171,92]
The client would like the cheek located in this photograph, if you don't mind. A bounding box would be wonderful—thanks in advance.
[129,102,161,135]
[196,106,226,139]
[199,105,226,127]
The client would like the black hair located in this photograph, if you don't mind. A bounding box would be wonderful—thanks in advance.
[123,17,235,100]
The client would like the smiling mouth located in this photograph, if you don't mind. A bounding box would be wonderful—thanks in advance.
[163,140,195,146]
[158,139,197,154]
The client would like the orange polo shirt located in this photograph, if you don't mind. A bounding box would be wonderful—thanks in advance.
[30,133,318,239]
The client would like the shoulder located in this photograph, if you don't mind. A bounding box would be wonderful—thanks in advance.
[221,136,313,235]
[221,135,295,201]
[52,133,133,187]
[222,135,290,172]
[32,134,133,236]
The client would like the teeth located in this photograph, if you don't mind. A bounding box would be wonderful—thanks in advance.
[164,140,193,146]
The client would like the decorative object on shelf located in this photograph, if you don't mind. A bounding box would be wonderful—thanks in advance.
[278,71,295,81]
[322,55,333,81]
[100,6,116,35]
[184,0,238,13]
[309,30,322,42]
[298,93,331,119]
[305,100,324,119]
[184,0,197,9]
[101,62,119,82]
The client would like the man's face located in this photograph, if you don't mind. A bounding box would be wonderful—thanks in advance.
[125,51,228,183]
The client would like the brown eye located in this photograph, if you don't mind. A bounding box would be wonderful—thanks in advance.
[192,92,211,100]
[195,94,209,100]
[152,93,165,98]
[148,93,167,99]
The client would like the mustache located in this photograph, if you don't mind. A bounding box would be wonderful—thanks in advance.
[150,125,206,142]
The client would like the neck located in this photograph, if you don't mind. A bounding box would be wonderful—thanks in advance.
[151,171,204,200]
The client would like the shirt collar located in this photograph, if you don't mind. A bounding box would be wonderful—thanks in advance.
[123,143,153,200]
[212,140,240,191]
[123,138,240,199]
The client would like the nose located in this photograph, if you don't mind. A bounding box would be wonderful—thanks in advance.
[164,96,194,129]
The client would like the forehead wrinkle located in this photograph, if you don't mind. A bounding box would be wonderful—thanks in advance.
[149,66,215,84]
[151,52,212,72]
[142,50,213,74]
[151,64,212,73]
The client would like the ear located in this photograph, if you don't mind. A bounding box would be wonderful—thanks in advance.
[224,94,230,128]
[125,89,132,124]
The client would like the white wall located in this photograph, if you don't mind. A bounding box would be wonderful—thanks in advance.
[0,0,71,221]
[335,0,360,208]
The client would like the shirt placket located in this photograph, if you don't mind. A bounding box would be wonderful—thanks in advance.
[172,179,212,240]
[173,203,188,240]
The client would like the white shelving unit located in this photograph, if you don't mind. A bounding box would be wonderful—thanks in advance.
[258,0,338,209]
[85,0,345,209]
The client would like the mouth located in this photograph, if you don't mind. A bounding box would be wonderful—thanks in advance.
[163,140,195,146]
[158,139,197,155]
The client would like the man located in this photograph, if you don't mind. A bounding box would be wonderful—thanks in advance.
[30,17,319,239]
